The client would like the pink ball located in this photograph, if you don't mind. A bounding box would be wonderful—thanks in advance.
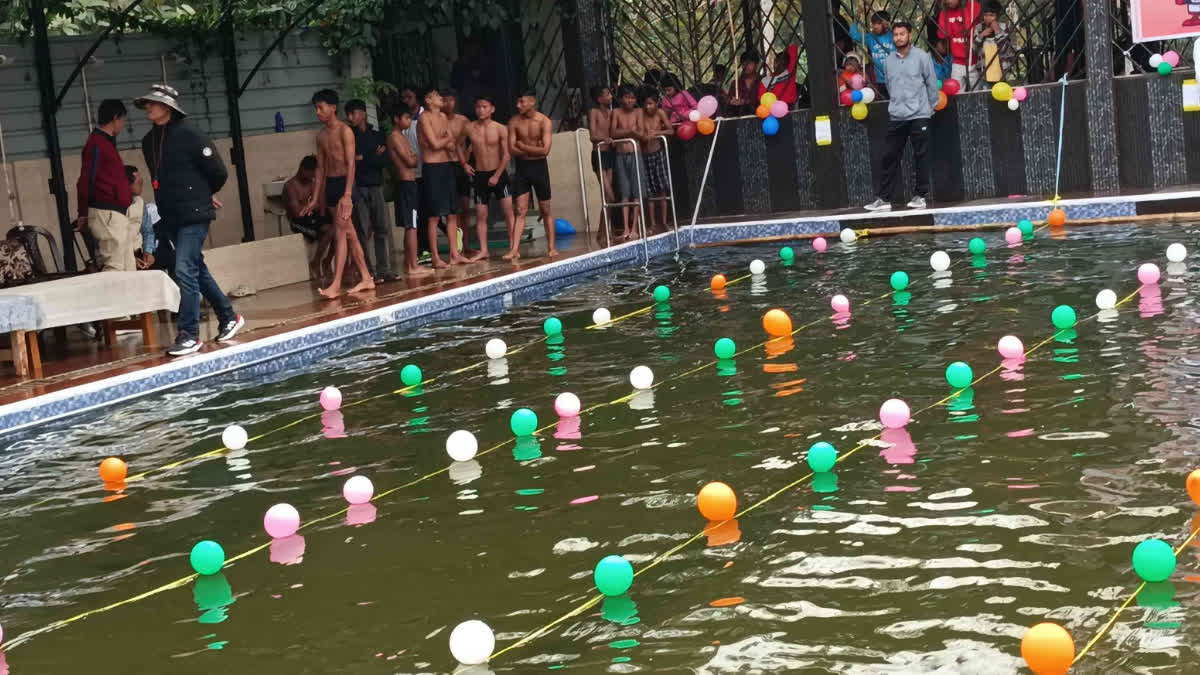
[263,503,300,538]
[1163,50,1180,67]
[554,392,581,417]
[770,100,788,118]
[850,74,864,90]
[831,294,850,313]
[343,475,374,505]
[1004,227,1022,244]
[319,385,342,411]
[813,237,828,252]
[997,335,1025,359]
[1137,263,1160,285]
[1013,86,1028,102]
[879,398,911,429]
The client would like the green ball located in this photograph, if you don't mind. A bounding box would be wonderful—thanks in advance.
[190,540,225,576]
[510,407,539,437]
[807,442,838,473]
[543,316,563,336]
[779,246,795,261]
[1017,218,1034,235]
[594,554,634,596]
[967,237,986,255]
[1132,538,1176,582]
[652,285,671,303]
[937,79,943,90]
[1157,61,1172,76]
[714,337,736,360]
[400,364,422,387]
[889,270,909,291]
[945,361,973,389]
[1051,304,1077,329]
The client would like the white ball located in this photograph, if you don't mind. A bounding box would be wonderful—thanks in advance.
[688,109,701,123]
[749,259,766,275]
[1149,53,1164,67]
[861,87,876,103]
[930,250,951,272]
[1007,99,1019,111]
[630,365,654,390]
[449,619,495,666]
[484,338,507,360]
[222,424,248,450]
[592,307,612,325]
[1167,243,1187,263]
[1095,289,1117,310]
[840,228,857,243]
[446,430,479,462]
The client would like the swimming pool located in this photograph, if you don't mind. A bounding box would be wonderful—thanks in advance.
[1,222,1197,673]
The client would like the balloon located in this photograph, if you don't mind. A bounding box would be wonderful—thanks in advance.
[968,237,986,255]
[1163,50,1181,67]
[590,308,612,327]
[1021,622,1075,675]
[714,337,736,360]
[1187,469,1200,505]
[762,309,793,337]
[930,250,951,271]
[448,619,495,666]
[807,442,838,473]
[485,338,507,359]
[263,503,300,538]
[935,90,948,111]
[879,398,911,429]
[813,237,828,252]
[688,109,701,123]
[1138,263,1161,285]
[1047,208,1067,227]
[543,316,563,336]
[762,116,780,135]
[755,104,770,119]
[677,122,697,141]
[749,259,766,274]
[1018,218,1034,235]
[997,335,1025,359]
[1132,538,1176,582]
[319,385,342,411]
[890,270,909,291]
[760,92,777,107]
[446,429,478,461]
[945,361,974,389]
[1149,53,1164,67]
[222,424,248,450]
[861,87,876,103]
[400,364,422,387]
[851,102,868,120]
[943,78,961,96]
[698,95,719,117]
[1005,227,1022,244]
[1167,243,1187,262]
[1013,85,1028,101]
[99,457,127,482]
[594,555,634,596]
[710,274,727,291]
[697,481,737,520]
[510,408,538,436]
[1095,289,1117,310]
[991,82,1013,101]
[1007,99,1019,111]
[849,74,864,90]
[851,89,863,103]
[554,392,581,417]
[343,475,374,504]
[840,228,857,243]
[1051,305,1077,329]
[840,90,854,106]
[653,285,671,302]
[630,365,654,390]
[830,294,850,314]
[779,246,794,261]
[697,118,716,135]
[770,100,788,118]
[1157,62,1172,76]
[190,540,225,575]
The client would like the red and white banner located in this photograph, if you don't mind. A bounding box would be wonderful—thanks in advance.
[1131,0,1200,42]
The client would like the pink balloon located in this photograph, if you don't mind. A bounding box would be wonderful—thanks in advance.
[319,385,342,411]
[697,95,719,118]
[879,398,911,429]
[264,503,300,538]
[770,100,788,118]
[1013,86,1028,102]
[1137,262,1161,285]
[997,335,1025,359]
[831,294,850,313]
[850,74,864,90]
[1163,51,1180,67]
[555,392,581,417]
[343,475,374,505]
[1004,227,1022,244]
[813,237,828,252]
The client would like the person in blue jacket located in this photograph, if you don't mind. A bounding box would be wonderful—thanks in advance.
[848,6,896,98]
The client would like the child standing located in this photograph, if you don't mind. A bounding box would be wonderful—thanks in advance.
[659,74,697,124]
[640,90,674,234]
[726,51,762,116]
[388,106,431,277]
[609,85,644,241]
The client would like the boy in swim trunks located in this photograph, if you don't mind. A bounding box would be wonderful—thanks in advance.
[640,89,673,234]
[609,84,645,241]
[388,105,430,278]
[588,85,616,242]
[443,89,473,250]
[460,95,514,262]
[418,87,466,267]
[508,90,556,259]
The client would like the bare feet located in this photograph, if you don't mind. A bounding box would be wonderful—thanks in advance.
[501,250,518,261]
[347,279,376,294]
[432,257,450,269]
[468,250,489,262]
[449,255,470,265]
[318,285,341,299]
[406,266,434,278]
[547,248,559,258]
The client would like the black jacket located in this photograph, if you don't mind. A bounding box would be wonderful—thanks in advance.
[141,117,228,225]
[352,124,389,187]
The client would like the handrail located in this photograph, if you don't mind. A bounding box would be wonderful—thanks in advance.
[572,128,593,251]
[687,118,724,230]
[652,133,681,253]
[601,138,649,264]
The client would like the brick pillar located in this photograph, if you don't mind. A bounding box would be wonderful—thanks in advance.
[1082,0,1119,192]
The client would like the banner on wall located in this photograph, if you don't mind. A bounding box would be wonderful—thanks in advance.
[1131,0,1200,42]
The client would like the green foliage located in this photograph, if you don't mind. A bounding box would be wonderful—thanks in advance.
[344,76,396,105]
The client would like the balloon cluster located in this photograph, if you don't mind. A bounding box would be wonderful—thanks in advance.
[679,95,719,141]
[933,77,963,112]
[1149,51,1180,75]
[838,75,876,121]
[756,92,789,135]
[991,82,1028,111]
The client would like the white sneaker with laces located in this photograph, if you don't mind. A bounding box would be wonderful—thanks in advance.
[863,198,891,212]
[906,196,927,209]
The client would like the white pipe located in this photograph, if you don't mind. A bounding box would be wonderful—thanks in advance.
[573,128,592,251]
[687,118,724,232]
[0,116,21,227]
[654,134,682,252]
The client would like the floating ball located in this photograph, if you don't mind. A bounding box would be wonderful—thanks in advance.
[930,250,951,272]
[446,430,479,462]
[99,457,127,483]
[1051,305,1076,329]
[263,503,300,538]
[1186,469,1200,505]
[400,364,422,387]
[779,246,795,261]
[1007,98,1020,112]
[997,335,1025,359]
[889,271,909,291]
[1132,538,1176,582]
[222,424,248,450]
[190,540,225,575]
[1167,243,1187,263]
[543,316,563,336]
[945,361,974,389]
[1018,219,1034,236]
[448,619,495,666]
[1095,289,1117,310]
[879,398,911,429]
[652,285,671,302]
[762,309,793,337]
[813,237,828,252]
[319,386,342,411]
[710,274,726,291]
[1021,622,1075,675]
[593,554,634,596]
[554,392,581,418]
[840,228,857,243]
[343,475,374,505]
[831,294,850,314]
[1157,61,1172,76]
[485,338,507,359]
[1047,208,1066,227]
[510,408,539,437]
[714,337,737,360]
[749,259,766,275]
[1138,263,1161,285]
[697,481,737,521]
[967,237,986,255]
[807,442,838,473]
[629,365,654,390]
[592,307,612,325]
[1005,227,1022,244]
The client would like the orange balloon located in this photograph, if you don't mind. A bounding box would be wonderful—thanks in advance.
[710,274,727,291]
[1048,208,1067,227]
[697,118,716,135]
[762,308,793,337]
[755,105,770,119]
[935,90,948,111]
[697,481,737,521]
[99,456,127,483]
[1187,469,1200,505]
[1021,623,1074,675]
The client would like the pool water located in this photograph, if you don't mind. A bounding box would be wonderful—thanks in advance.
[2,223,1199,673]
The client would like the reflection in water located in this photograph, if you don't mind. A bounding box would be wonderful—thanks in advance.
[448,459,482,484]
[1137,581,1178,610]
[628,390,655,410]
[345,503,377,526]
[601,593,640,624]
[1001,358,1025,381]
[512,436,543,461]
[893,290,912,306]
[455,666,496,675]
[932,270,952,289]
[1166,261,1187,277]
[832,312,851,330]
[1139,284,1163,318]
[102,480,126,493]
[947,387,975,412]
[704,519,742,547]
[224,448,251,478]
[812,471,838,494]
[1096,308,1120,323]
[971,254,987,269]
[655,302,678,338]
[321,410,347,438]
[269,534,306,565]
[554,415,582,440]
[487,357,510,383]
[193,572,235,624]
[546,335,566,377]
[717,358,738,376]
[879,427,917,465]
[765,337,794,357]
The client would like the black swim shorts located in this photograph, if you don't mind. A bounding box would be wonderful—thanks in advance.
[421,162,457,218]
[394,180,419,230]
[512,158,552,201]
[325,175,348,211]
[472,169,512,205]
[455,164,473,199]
[590,147,616,174]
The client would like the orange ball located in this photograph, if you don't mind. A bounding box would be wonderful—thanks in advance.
[1020,622,1074,675]
[1048,208,1067,227]
[697,481,737,521]
[710,274,727,291]
[1187,469,1200,505]
[755,105,770,119]
[697,118,716,135]
[935,90,948,111]
[762,308,793,337]
[99,457,127,483]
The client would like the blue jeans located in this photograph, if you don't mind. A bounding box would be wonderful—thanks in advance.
[170,221,234,340]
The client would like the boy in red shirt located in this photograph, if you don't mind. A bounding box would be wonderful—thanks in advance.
[937,0,981,89]
[759,44,800,107]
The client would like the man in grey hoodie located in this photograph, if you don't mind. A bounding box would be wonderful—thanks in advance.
[864,20,941,212]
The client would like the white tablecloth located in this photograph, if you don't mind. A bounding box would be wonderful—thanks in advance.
[0,271,180,329]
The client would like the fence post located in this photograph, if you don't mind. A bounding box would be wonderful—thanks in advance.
[28,0,77,270]
[220,0,257,242]
[1081,0,1119,192]
[565,0,610,91]
[800,0,848,207]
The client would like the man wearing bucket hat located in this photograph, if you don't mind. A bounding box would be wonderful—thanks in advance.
[136,84,243,356]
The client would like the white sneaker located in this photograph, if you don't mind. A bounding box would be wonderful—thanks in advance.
[863,198,891,212]
[906,196,927,209]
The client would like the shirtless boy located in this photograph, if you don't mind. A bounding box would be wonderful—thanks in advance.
[459,95,514,263]
[418,88,466,267]
[303,89,374,298]
[508,90,556,259]
[443,90,473,250]
[388,105,430,277]
[588,85,616,243]
[609,85,645,241]
[640,89,674,234]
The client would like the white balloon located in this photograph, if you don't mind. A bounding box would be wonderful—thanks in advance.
[930,250,951,272]
[1149,53,1164,68]
[688,109,701,123]
[449,619,495,666]
[861,87,876,103]
[1007,99,1019,111]
[1095,289,1117,310]
[446,430,479,462]
[484,338,507,360]
[1166,243,1187,263]
[839,228,857,243]
[592,307,612,325]
[749,259,766,275]
[222,424,248,450]
[630,365,654,390]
